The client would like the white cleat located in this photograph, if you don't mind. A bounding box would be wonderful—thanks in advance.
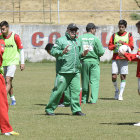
[118,95,123,101]
[114,90,119,100]
[134,122,140,126]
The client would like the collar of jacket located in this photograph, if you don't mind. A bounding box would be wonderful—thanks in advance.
[65,32,77,41]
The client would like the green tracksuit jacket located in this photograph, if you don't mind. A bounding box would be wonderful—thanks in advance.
[79,33,105,103]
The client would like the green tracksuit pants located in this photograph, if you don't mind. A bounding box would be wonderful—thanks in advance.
[63,87,70,106]
[81,61,100,103]
[45,73,81,114]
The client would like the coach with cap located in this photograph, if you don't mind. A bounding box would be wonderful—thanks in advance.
[45,23,88,116]
[79,23,105,104]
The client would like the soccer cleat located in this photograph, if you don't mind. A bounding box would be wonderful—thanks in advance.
[114,90,119,100]
[58,104,65,107]
[10,100,16,106]
[46,112,55,116]
[118,95,123,101]
[2,131,19,136]
[73,111,86,116]
[134,122,140,126]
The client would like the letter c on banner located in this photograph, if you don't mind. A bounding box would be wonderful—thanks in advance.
[32,32,44,47]
[49,32,61,43]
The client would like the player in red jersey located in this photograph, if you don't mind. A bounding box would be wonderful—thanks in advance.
[108,20,134,101]
[0,21,25,105]
[0,39,19,135]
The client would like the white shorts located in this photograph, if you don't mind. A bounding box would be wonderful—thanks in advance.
[3,65,17,78]
[112,60,128,75]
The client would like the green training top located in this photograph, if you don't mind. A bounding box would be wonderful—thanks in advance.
[78,33,105,63]
[0,33,20,66]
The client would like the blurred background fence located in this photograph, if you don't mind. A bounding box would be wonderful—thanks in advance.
[0,0,140,25]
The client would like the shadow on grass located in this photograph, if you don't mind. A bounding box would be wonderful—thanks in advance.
[34,104,47,106]
[134,112,140,113]
[99,98,115,100]
[36,113,71,116]
[100,122,136,126]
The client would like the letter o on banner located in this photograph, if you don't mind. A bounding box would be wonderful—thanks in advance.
[49,32,61,44]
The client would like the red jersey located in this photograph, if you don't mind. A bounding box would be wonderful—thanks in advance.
[0,39,5,67]
[124,52,140,77]
[108,32,134,60]
[0,32,23,49]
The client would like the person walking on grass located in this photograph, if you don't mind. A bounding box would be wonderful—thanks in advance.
[45,23,88,116]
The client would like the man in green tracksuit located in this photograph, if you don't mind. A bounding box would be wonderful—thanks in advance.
[45,23,88,116]
[79,23,105,104]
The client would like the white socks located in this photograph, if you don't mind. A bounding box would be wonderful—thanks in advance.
[119,80,126,96]
[10,96,16,101]
[113,81,119,92]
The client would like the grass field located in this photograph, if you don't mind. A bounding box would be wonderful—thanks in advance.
[1,62,140,140]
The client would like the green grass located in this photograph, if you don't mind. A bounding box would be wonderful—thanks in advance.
[130,13,140,20]
[1,63,140,140]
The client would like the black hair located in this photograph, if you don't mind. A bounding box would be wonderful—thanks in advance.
[86,28,92,32]
[45,43,54,52]
[136,21,140,27]
[118,20,127,27]
[0,21,9,28]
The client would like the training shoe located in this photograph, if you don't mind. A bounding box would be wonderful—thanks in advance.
[58,104,65,107]
[2,131,19,136]
[114,90,119,100]
[73,111,86,116]
[46,112,55,116]
[118,95,123,101]
[10,100,16,106]
[134,122,140,126]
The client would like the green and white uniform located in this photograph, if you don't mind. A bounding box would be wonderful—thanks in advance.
[45,32,82,114]
[79,33,105,103]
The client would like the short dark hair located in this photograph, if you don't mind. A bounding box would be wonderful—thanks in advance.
[118,20,127,27]
[45,43,54,52]
[0,21,9,28]
[136,21,140,27]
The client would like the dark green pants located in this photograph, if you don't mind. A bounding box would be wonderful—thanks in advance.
[45,73,81,114]
[81,61,100,103]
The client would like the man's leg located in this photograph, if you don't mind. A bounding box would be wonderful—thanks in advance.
[119,60,128,101]
[90,63,100,103]
[70,73,82,114]
[81,61,90,103]
[4,65,16,105]
[45,74,67,114]
[112,60,119,99]
[0,74,13,133]
[63,87,71,107]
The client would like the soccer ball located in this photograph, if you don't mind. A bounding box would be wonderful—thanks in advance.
[118,45,131,53]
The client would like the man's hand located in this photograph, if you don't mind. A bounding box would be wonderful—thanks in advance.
[63,45,69,54]
[82,49,89,56]
[20,64,25,71]
[118,40,124,45]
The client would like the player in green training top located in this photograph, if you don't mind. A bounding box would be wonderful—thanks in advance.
[0,21,25,105]
[79,23,105,104]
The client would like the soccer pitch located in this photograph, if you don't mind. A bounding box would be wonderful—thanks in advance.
[2,62,140,140]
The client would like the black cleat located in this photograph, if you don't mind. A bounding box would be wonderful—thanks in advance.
[73,111,86,116]
[46,112,55,116]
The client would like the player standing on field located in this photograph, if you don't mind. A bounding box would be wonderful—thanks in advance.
[0,21,25,105]
[108,20,134,101]
[79,23,105,104]
[0,39,19,136]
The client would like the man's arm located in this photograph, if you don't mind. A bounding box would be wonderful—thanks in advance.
[95,38,105,57]
[14,34,25,71]
[108,33,117,51]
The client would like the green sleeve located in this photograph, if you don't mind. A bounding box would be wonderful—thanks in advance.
[50,39,63,57]
[95,38,105,57]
